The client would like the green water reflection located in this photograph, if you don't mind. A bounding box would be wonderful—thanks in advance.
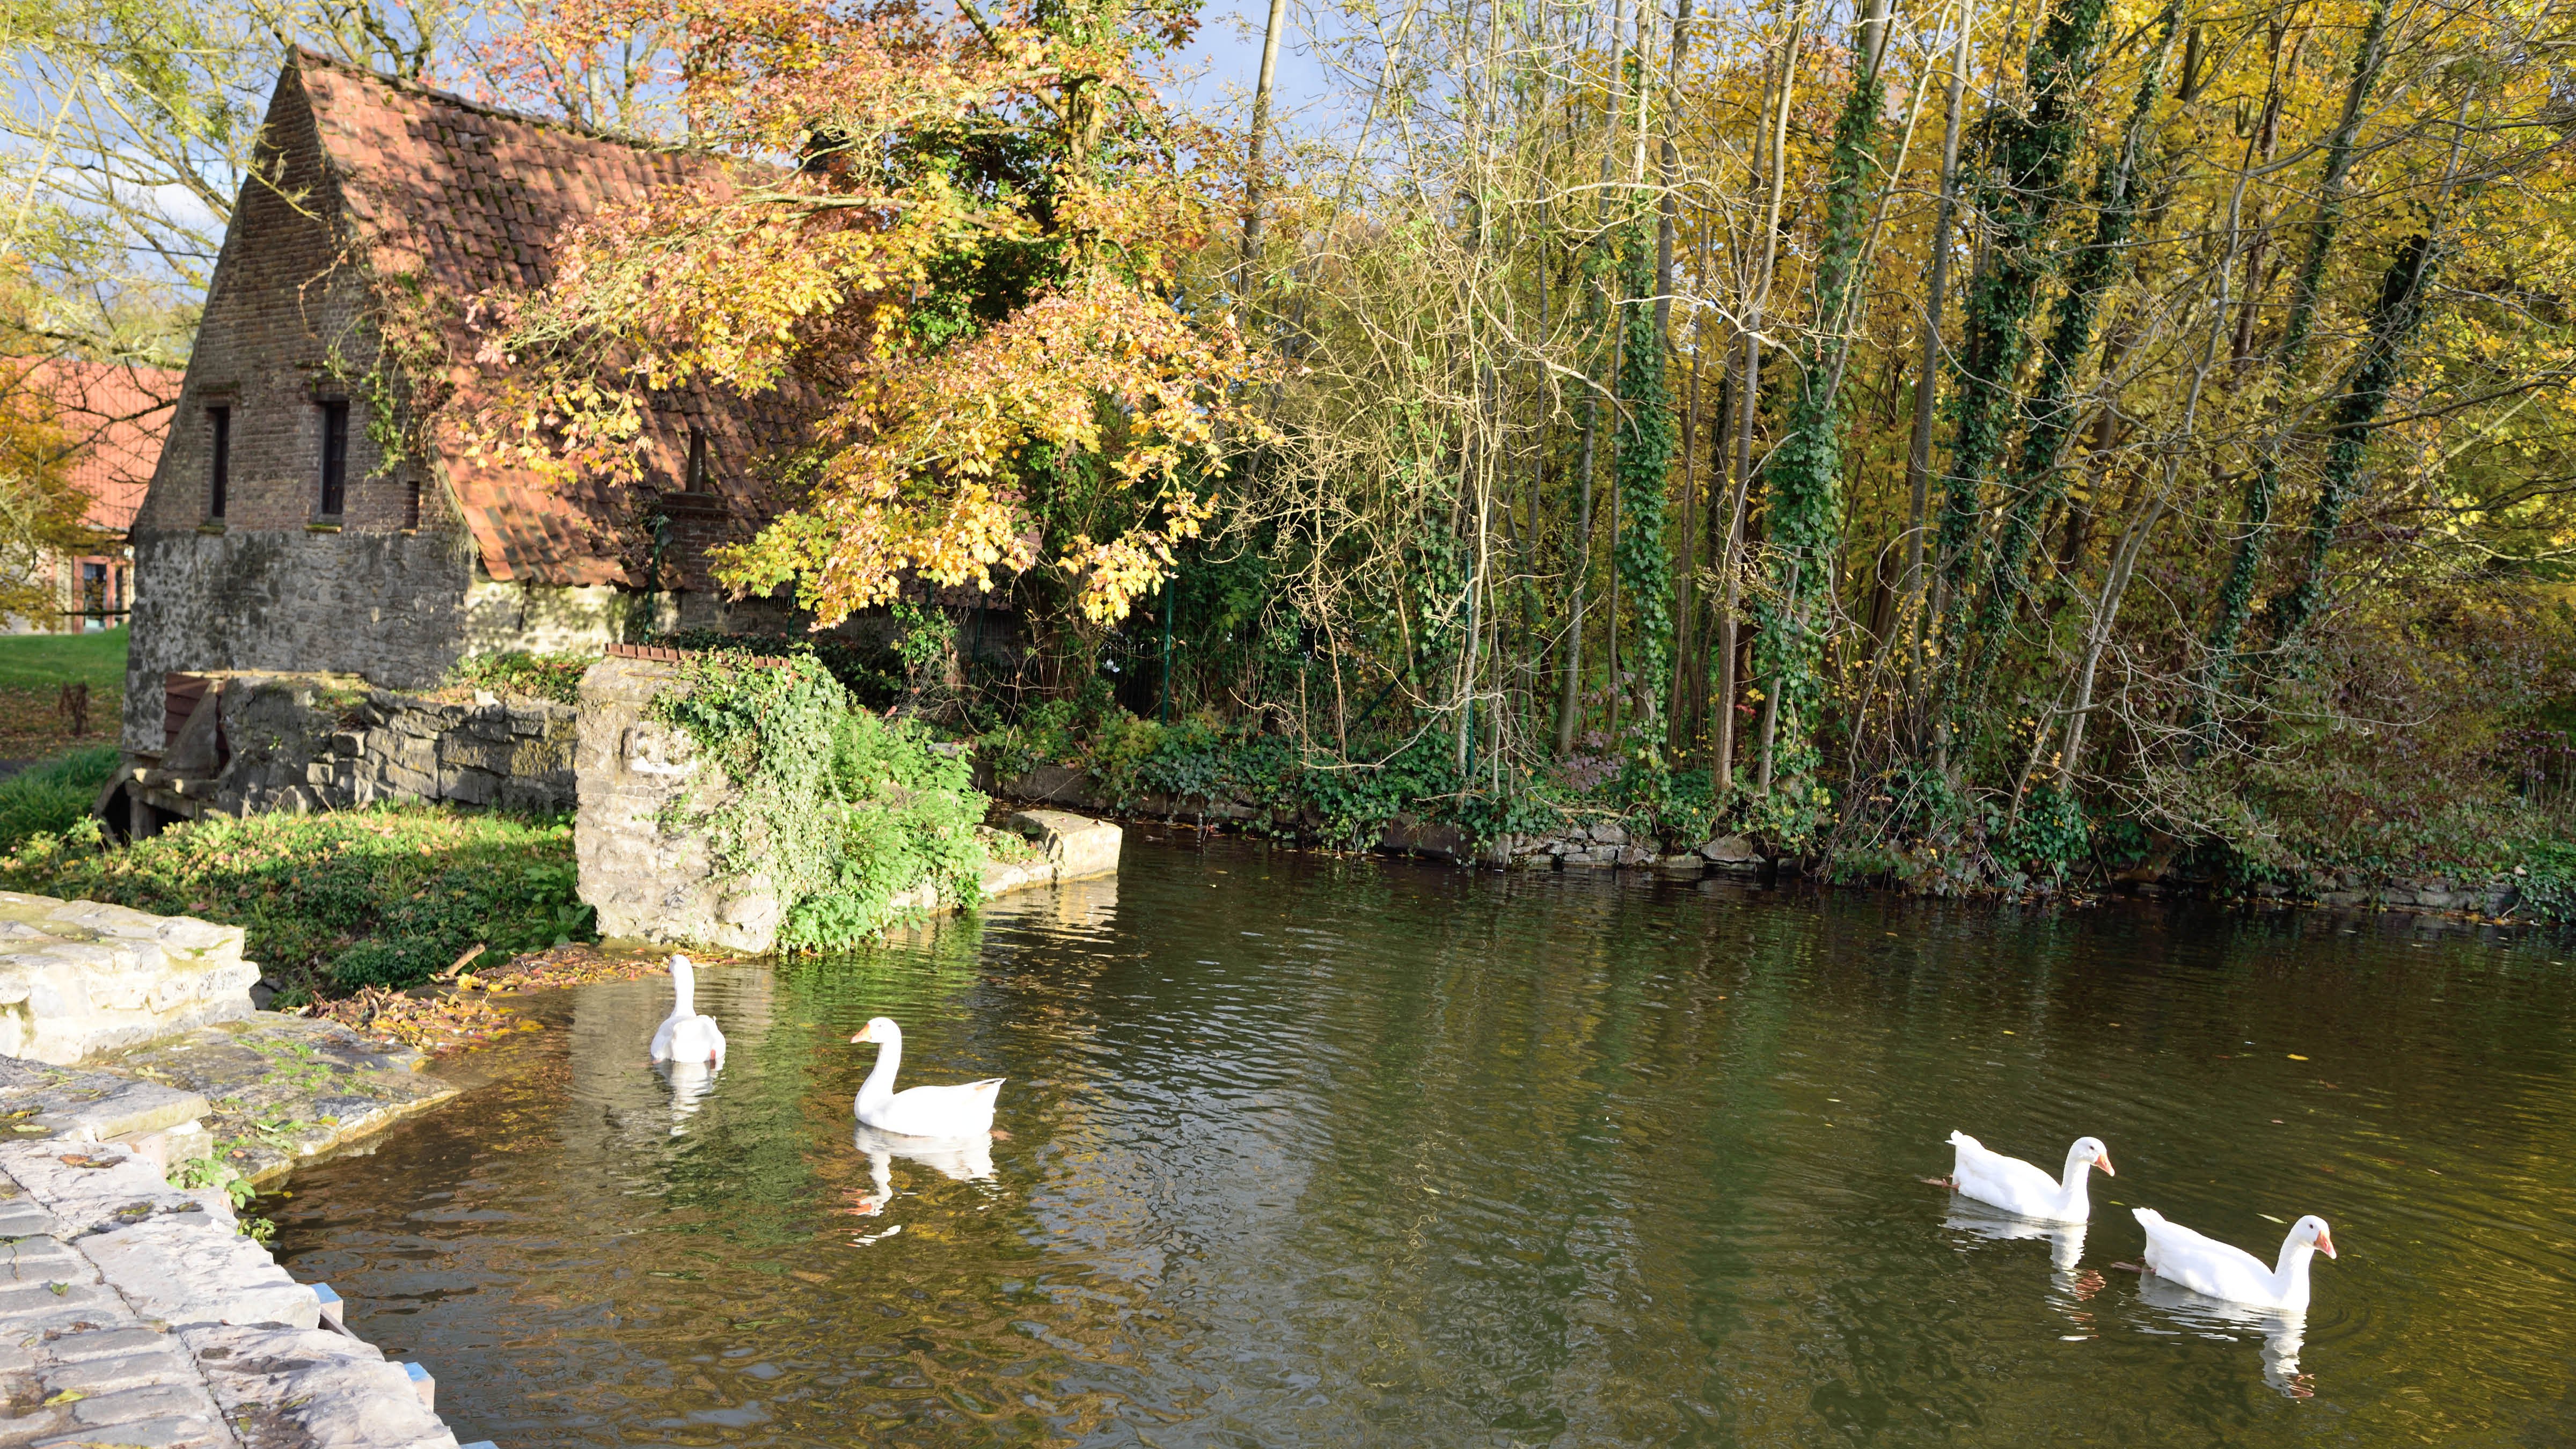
[269,836,2576,1446]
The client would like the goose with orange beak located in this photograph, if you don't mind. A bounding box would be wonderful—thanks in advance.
[848,1017,1005,1139]
[1944,1132,2114,1223]
[2134,1209,2338,1312]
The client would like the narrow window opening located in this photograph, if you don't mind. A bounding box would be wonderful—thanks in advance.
[318,401,349,516]
[208,406,230,519]
[405,477,422,530]
[685,425,709,494]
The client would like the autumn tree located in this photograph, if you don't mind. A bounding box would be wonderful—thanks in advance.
[472,0,1261,639]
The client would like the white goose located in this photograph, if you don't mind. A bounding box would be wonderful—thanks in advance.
[2134,1209,2337,1312]
[648,955,727,1066]
[1944,1131,2113,1223]
[850,1017,1004,1139]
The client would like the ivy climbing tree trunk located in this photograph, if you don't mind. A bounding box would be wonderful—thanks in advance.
[2191,0,2391,745]
[1614,218,1677,747]
[1745,0,1890,831]
[1929,0,2114,749]
[2262,228,2447,653]
[1964,0,2179,692]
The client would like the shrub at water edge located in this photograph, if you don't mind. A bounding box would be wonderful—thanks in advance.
[653,648,992,948]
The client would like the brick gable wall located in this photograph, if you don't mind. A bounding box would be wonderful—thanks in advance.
[123,62,484,752]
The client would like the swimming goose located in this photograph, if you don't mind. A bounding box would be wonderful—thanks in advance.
[1944,1131,2112,1223]
[850,1017,1004,1139]
[2134,1209,2337,1312]
[648,955,727,1066]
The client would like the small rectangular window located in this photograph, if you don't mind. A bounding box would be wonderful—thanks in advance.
[318,401,349,516]
[208,406,230,518]
[685,425,709,494]
[405,477,422,530]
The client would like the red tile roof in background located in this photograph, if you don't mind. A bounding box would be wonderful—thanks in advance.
[293,51,806,588]
[9,358,180,536]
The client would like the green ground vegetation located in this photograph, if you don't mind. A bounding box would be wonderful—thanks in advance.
[0,627,125,690]
[442,650,599,705]
[0,744,119,853]
[0,806,592,1003]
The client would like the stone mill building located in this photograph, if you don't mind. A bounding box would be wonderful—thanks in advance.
[121,50,801,760]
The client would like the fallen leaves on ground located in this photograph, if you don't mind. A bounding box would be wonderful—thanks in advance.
[312,986,525,1055]
[310,943,732,1057]
[473,941,745,992]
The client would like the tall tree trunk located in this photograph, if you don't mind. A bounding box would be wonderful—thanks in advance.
[1929,0,2116,749]
[1615,222,1677,744]
[1240,0,1290,286]
[1901,0,1977,733]
[1715,0,1805,789]
[2261,229,2447,651]
[1554,4,1634,758]
[1659,0,1697,756]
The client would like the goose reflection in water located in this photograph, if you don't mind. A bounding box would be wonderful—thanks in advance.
[846,1123,999,1219]
[1944,1196,2108,1315]
[2134,1268,2317,1400]
[652,1058,719,1135]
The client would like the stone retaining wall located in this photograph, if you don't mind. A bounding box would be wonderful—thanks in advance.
[986,765,2551,919]
[987,764,1775,877]
[114,672,576,835]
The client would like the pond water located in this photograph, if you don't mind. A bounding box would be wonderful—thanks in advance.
[268,837,2576,1447]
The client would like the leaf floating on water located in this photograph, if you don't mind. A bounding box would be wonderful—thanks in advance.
[2258,1213,2287,1225]
[2287,1053,2309,1061]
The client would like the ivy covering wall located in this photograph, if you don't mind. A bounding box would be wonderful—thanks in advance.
[652,650,996,949]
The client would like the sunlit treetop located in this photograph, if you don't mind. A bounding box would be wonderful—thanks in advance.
[460,0,1258,626]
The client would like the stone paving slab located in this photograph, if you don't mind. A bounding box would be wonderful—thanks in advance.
[184,1326,452,1449]
[0,1058,210,1155]
[102,1019,452,1187]
[0,1143,464,1449]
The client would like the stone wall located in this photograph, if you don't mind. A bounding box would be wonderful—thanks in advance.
[123,531,484,753]
[116,671,577,834]
[0,891,259,1065]
[573,653,777,952]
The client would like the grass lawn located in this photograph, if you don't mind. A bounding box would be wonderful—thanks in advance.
[2,804,593,1004]
[0,626,126,759]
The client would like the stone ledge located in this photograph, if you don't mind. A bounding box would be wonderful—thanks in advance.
[0,894,259,1066]
[104,1018,456,1187]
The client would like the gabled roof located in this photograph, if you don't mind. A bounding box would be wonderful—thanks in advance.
[8,359,180,536]
[287,52,803,588]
